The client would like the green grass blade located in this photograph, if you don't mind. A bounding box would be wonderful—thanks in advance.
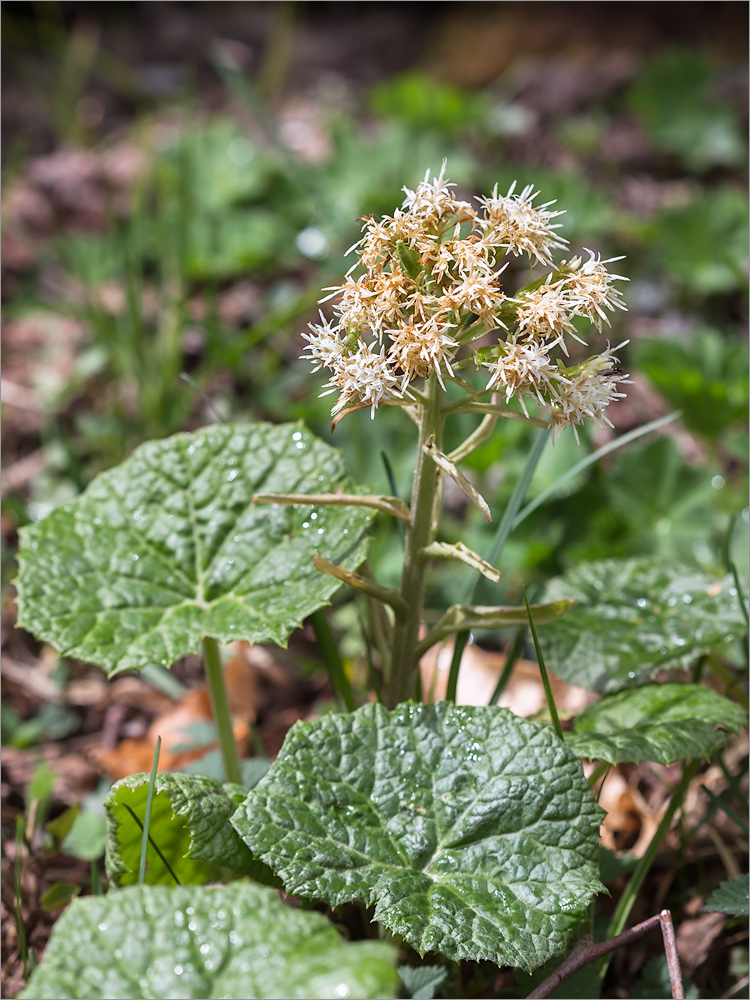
[445,632,469,704]
[600,760,699,985]
[511,412,680,532]
[15,816,29,979]
[139,736,161,885]
[701,784,749,834]
[524,586,563,741]
[356,599,383,703]
[474,427,550,600]
[123,804,182,886]
[488,626,525,706]
[447,428,550,703]
[381,450,405,546]
[310,609,356,712]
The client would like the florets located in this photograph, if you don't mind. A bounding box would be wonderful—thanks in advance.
[302,162,629,435]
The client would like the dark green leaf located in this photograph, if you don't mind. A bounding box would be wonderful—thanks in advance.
[598,847,639,885]
[520,960,602,999]
[46,804,80,848]
[16,422,372,675]
[40,883,80,912]
[705,875,749,916]
[19,882,399,999]
[538,558,747,693]
[233,702,605,972]
[632,956,700,999]
[566,683,747,764]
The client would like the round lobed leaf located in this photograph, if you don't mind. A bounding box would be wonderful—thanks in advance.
[16,422,372,675]
[537,557,747,693]
[232,701,605,973]
[19,882,399,1000]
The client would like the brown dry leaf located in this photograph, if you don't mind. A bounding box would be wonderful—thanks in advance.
[677,911,727,974]
[89,642,262,780]
[596,768,659,855]
[1,740,101,807]
[224,640,260,719]
[89,687,250,781]
[420,639,593,716]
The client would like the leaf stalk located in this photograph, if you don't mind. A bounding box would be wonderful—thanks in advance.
[202,636,243,785]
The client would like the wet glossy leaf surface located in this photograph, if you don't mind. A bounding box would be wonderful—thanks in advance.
[16,422,372,674]
[232,701,605,972]
[19,882,399,999]
[566,683,747,764]
[538,558,747,693]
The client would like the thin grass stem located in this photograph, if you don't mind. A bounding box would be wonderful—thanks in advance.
[310,609,356,712]
[139,736,161,885]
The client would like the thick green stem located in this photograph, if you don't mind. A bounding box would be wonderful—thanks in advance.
[384,374,443,708]
[202,636,243,785]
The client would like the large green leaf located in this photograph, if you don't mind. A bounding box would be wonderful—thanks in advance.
[566,683,747,764]
[538,558,747,693]
[18,882,399,1000]
[16,422,372,674]
[104,772,278,888]
[232,702,605,973]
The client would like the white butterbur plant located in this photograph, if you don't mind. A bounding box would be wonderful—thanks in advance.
[17,156,745,1000]
[303,163,630,439]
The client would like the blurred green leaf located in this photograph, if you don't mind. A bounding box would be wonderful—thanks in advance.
[604,437,723,561]
[645,186,749,295]
[40,882,80,912]
[27,762,57,809]
[705,875,749,916]
[369,72,485,132]
[627,48,746,172]
[399,964,448,1000]
[46,804,80,848]
[632,333,748,438]
[62,810,108,862]
[598,847,639,885]
[20,883,399,1000]
[180,752,271,789]
[632,956,699,999]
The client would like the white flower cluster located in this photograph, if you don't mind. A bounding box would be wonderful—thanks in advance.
[302,163,629,433]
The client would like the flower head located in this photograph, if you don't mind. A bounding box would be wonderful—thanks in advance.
[547,342,631,443]
[559,250,628,328]
[320,341,403,418]
[477,181,568,265]
[300,165,628,433]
